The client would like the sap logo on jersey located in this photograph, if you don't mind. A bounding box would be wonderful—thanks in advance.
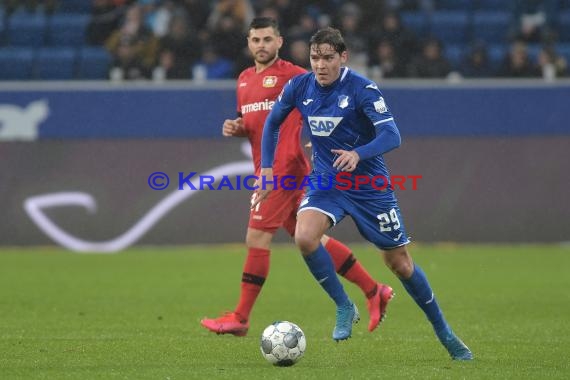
[308,116,343,136]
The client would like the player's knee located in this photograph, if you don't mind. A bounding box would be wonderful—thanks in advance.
[383,247,414,279]
[245,229,273,250]
[295,232,320,255]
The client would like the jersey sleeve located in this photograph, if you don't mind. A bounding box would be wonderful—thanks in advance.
[260,78,298,168]
[359,82,396,127]
[354,82,401,160]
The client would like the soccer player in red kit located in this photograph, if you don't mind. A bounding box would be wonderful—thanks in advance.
[200,17,393,337]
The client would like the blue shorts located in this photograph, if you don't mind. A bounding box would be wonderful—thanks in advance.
[298,188,410,250]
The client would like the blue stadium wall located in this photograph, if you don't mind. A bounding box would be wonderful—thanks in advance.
[1,81,568,251]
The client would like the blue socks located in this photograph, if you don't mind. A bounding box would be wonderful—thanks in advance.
[400,264,449,335]
[303,244,350,307]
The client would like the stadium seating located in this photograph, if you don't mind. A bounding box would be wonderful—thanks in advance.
[0,8,5,40]
[34,48,77,80]
[0,1,568,81]
[6,11,47,47]
[76,47,112,80]
[400,11,430,36]
[434,0,473,11]
[476,0,512,11]
[47,13,90,47]
[558,10,570,42]
[472,11,512,44]
[430,11,471,44]
[0,48,35,80]
[444,44,464,70]
[487,44,508,70]
[58,0,92,14]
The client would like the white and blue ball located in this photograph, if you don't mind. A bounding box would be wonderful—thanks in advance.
[260,321,306,366]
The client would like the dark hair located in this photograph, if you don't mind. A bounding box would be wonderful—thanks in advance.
[309,27,347,54]
[249,17,280,35]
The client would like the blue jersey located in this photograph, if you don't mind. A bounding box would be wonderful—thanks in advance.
[261,67,401,196]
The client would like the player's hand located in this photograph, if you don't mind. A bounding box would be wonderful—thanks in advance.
[251,168,273,209]
[331,149,360,172]
[222,117,244,137]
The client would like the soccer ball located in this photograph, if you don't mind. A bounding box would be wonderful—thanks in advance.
[260,321,306,366]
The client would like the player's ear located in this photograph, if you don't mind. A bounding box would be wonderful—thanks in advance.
[277,35,284,49]
[340,51,348,64]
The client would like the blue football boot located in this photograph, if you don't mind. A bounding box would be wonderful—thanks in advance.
[332,301,360,341]
[437,328,473,360]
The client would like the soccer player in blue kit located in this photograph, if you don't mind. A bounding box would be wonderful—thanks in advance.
[253,27,473,360]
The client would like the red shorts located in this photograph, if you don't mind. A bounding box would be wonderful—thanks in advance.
[248,187,304,236]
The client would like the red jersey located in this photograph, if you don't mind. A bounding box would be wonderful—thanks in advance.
[236,59,310,177]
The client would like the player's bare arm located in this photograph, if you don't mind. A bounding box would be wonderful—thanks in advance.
[222,117,247,137]
[251,167,273,209]
[331,149,360,172]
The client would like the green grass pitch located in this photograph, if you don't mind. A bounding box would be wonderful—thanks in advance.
[1,243,569,379]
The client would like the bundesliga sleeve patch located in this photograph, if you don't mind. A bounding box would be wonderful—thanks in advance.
[374,97,388,113]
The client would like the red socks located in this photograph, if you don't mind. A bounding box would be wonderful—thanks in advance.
[235,240,376,321]
[235,247,270,321]
[325,238,377,298]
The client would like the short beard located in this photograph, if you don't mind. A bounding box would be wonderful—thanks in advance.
[255,52,277,65]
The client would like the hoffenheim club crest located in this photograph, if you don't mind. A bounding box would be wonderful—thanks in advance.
[338,95,349,109]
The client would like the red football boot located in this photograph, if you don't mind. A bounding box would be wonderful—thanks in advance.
[200,312,249,336]
[366,284,394,332]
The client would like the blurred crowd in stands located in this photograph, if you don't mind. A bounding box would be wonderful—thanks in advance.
[1,0,570,80]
